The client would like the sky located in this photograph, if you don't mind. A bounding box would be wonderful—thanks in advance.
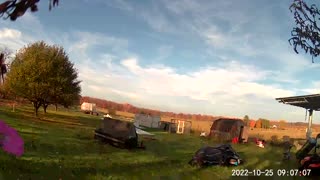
[1,0,320,122]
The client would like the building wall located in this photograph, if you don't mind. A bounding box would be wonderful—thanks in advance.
[134,114,160,128]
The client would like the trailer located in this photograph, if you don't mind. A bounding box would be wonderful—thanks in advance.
[94,117,145,149]
[81,102,98,115]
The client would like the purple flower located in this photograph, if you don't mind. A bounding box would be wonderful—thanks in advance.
[0,120,24,157]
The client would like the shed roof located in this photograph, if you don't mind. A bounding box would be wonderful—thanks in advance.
[213,117,242,121]
[275,94,320,110]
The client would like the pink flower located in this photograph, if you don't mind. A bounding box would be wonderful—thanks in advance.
[0,120,24,157]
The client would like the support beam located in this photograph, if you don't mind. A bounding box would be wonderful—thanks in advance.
[307,109,314,140]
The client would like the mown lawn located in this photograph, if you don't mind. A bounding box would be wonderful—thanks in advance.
[0,104,310,180]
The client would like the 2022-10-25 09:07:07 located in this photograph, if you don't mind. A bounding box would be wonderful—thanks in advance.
[231,169,311,176]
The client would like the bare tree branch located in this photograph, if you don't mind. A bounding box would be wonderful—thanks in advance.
[289,0,320,63]
[0,0,59,21]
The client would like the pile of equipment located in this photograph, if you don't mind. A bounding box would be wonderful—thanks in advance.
[188,144,243,167]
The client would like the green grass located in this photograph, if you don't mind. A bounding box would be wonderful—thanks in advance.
[0,104,310,179]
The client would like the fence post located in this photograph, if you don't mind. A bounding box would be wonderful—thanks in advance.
[12,103,15,112]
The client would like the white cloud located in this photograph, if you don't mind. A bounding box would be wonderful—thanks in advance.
[0,28,36,52]
[140,9,178,33]
[99,0,134,12]
[120,58,294,100]
[0,28,21,39]
[155,45,173,61]
[300,81,320,94]
[109,88,140,100]
[88,85,103,92]
[68,31,128,53]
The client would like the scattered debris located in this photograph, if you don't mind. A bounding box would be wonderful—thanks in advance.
[103,114,112,118]
[200,132,206,137]
[188,144,243,167]
[256,140,265,148]
[232,137,239,144]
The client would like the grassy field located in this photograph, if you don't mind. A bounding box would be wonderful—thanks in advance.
[0,103,313,179]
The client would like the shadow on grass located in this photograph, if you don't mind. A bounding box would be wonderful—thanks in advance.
[0,106,101,130]
[0,153,201,180]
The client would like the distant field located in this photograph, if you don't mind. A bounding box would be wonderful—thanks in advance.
[97,108,135,120]
[95,108,320,139]
[249,127,320,140]
[4,104,319,139]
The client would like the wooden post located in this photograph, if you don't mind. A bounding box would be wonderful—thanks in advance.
[238,126,244,143]
[307,109,314,140]
[12,103,15,112]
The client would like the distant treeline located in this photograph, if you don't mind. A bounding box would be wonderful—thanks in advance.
[81,96,217,121]
[80,96,319,126]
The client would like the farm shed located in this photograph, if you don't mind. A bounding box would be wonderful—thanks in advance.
[159,121,174,132]
[81,102,98,115]
[209,118,248,142]
[160,119,192,134]
[134,114,161,128]
[175,119,192,134]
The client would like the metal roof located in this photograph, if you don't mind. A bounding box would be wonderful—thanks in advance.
[275,94,320,110]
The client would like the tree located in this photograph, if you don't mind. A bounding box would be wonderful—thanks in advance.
[279,120,287,129]
[5,41,81,116]
[243,115,250,126]
[255,119,262,128]
[249,120,256,128]
[0,0,59,21]
[289,0,320,62]
[40,46,81,113]
[259,119,270,129]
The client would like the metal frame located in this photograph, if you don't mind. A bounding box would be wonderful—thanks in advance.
[276,94,320,140]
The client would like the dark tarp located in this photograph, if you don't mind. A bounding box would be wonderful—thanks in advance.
[188,144,243,167]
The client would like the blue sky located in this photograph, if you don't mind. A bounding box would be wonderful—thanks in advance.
[1,0,320,122]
